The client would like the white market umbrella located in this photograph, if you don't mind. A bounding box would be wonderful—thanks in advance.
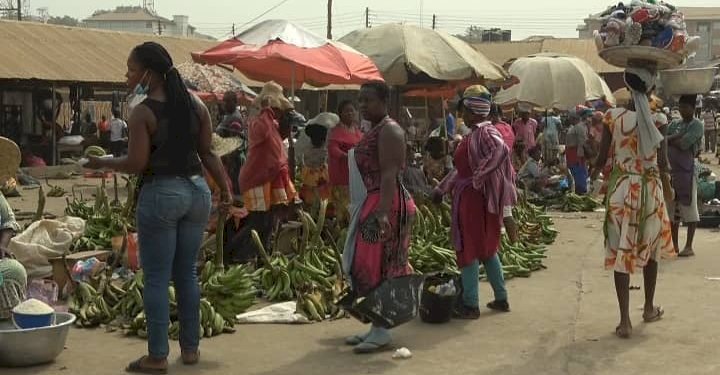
[339,23,508,85]
[495,53,615,111]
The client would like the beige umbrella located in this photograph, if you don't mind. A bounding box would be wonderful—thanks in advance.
[494,53,615,111]
[339,23,508,85]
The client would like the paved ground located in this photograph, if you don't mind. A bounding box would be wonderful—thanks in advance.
[3,173,720,375]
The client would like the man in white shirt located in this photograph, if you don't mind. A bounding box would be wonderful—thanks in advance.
[109,110,128,156]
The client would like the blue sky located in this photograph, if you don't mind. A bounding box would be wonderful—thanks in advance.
[28,0,720,40]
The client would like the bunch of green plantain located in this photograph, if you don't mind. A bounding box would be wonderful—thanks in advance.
[200,261,256,323]
[295,287,345,322]
[486,234,548,280]
[513,193,559,245]
[197,297,235,339]
[409,202,458,275]
[560,192,602,213]
[83,145,107,158]
[45,179,66,197]
[67,177,136,251]
[252,239,295,301]
[69,275,116,327]
[409,190,559,280]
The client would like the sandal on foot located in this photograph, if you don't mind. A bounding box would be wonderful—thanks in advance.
[643,306,664,323]
[345,335,365,346]
[181,351,199,365]
[353,340,390,354]
[678,249,695,257]
[453,305,480,320]
[615,325,632,339]
[125,357,167,374]
[486,300,510,312]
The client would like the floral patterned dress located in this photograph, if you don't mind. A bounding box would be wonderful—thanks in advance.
[603,108,674,274]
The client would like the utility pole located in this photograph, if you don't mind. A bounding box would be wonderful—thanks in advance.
[432,14,436,30]
[232,23,235,36]
[326,0,332,39]
[157,21,162,35]
[16,0,21,20]
[365,7,369,28]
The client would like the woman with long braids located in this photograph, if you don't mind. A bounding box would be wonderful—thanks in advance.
[86,42,231,373]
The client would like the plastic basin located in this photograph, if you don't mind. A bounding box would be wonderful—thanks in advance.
[0,312,76,367]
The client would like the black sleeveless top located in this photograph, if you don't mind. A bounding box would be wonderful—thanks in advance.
[141,98,202,178]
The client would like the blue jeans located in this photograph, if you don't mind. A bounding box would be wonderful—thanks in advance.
[136,175,211,358]
[460,254,507,307]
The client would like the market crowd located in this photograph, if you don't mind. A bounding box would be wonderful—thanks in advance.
[1,41,719,373]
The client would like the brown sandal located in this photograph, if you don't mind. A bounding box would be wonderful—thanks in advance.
[125,356,167,374]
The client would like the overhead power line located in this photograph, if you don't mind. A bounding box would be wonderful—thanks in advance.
[237,0,293,30]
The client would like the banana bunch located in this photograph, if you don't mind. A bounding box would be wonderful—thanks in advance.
[560,193,602,213]
[69,280,112,327]
[295,288,345,322]
[409,190,559,280]
[45,179,66,197]
[67,177,136,252]
[255,253,294,301]
[409,241,459,275]
[84,145,107,158]
[409,203,458,275]
[288,254,334,290]
[200,261,257,322]
[513,193,559,245]
[198,298,233,338]
[489,234,548,280]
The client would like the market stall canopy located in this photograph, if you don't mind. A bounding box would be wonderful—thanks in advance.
[177,62,257,103]
[494,53,615,111]
[191,19,383,88]
[339,23,508,85]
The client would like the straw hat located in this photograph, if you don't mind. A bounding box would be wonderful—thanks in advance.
[0,137,20,185]
[252,81,293,111]
[306,112,339,129]
[211,133,243,157]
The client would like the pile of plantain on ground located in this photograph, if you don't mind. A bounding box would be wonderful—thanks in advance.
[409,191,559,280]
[251,200,346,322]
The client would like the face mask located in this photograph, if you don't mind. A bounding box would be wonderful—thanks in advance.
[127,71,149,111]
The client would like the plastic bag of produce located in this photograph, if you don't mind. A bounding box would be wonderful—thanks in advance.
[236,301,310,324]
[7,217,85,278]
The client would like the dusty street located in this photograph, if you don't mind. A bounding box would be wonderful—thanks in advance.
[3,175,720,375]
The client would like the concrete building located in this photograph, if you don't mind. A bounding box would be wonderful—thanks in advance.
[83,6,214,40]
[576,7,720,63]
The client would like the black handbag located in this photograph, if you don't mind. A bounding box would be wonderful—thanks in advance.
[337,274,424,329]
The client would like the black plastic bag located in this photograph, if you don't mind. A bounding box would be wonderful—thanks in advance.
[338,274,424,329]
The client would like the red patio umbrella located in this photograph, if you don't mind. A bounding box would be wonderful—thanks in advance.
[191,19,383,89]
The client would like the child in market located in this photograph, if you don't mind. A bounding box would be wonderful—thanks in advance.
[298,113,336,209]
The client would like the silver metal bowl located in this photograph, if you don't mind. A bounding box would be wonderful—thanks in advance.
[0,312,76,367]
[659,67,719,96]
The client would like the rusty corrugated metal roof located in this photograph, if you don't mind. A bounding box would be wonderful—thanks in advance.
[0,19,217,84]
